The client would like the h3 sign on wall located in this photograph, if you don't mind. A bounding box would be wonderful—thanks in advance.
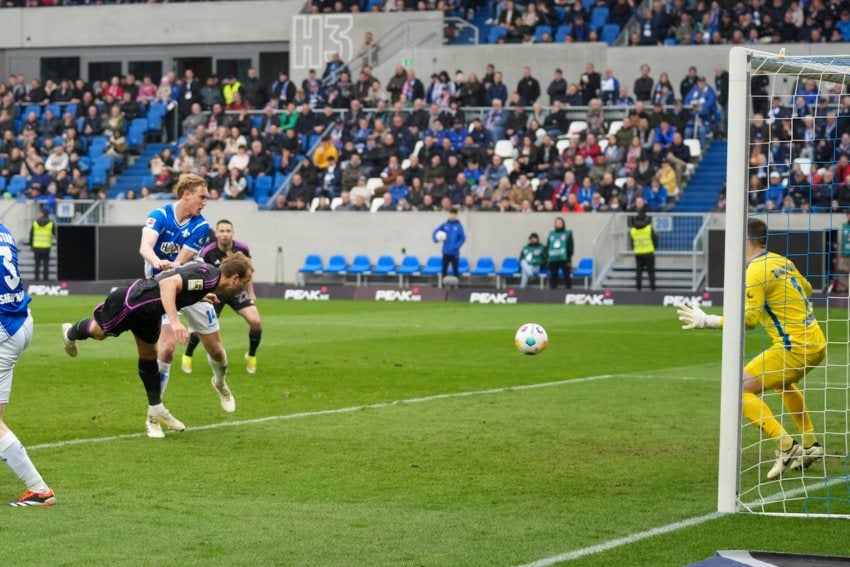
[292,15,354,72]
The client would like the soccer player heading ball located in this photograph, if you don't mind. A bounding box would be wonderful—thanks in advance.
[677,218,826,479]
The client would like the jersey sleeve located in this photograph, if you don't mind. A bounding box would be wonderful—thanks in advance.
[233,241,252,257]
[179,263,220,293]
[744,263,766,330]
[143,208,166,234]
[183,221,210,253]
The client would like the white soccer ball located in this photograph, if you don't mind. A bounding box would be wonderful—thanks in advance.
[435,230,447,242]
[515,323,548,355]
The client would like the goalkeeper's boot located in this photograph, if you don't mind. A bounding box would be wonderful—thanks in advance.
[790,442,825,471]
[61,323,78,358]
[8,489,55,508]
[146,405,186,439]
[211,378,236,413]
[767,441,802,479]
[181,354,193,374]
[245,352,257,374]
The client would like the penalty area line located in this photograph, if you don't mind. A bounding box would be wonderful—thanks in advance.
[27,373,617,452]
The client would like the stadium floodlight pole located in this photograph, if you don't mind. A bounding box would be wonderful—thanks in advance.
[717,46,750,514]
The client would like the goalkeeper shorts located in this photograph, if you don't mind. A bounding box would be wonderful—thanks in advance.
[745,345,826,390]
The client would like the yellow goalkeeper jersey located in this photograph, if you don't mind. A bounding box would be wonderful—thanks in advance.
[744,251,825,351]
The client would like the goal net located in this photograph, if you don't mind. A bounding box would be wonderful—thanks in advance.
[721,47,850,518]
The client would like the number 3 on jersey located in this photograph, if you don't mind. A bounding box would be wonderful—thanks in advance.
[0,246,20,289]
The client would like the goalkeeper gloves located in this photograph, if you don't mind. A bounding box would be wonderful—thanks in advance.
[677,304,721,330]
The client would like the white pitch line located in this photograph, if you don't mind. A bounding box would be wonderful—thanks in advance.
[518,471,850,567]
[28,373,616,451]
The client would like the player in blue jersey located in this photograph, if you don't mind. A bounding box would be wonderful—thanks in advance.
[0,223,55,507]
[139,174,236,425]
[181,219,263,375]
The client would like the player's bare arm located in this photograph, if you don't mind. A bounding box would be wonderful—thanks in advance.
[158,275,188,345]
[140,228,172,272]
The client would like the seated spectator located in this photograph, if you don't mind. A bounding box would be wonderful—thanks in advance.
[44,146,69,177]
[643,178,668,211]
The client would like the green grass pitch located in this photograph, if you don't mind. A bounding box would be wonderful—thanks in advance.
[2,297,850,566]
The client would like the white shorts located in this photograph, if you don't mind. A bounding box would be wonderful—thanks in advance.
[0,314,33,404]
[161,301,220,335]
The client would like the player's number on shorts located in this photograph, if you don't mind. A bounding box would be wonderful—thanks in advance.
[0,245,20,289]
[206,307,215,325]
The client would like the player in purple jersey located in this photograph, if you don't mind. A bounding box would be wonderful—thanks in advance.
[61,254,252,438]
[0,223,55,507]
[182,220,263,375]
[138,174,237,421]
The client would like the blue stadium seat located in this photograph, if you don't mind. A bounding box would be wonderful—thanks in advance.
[65,103,77,117]
[127,126,145,151]
[147,113,162,132]
[132,118,148,130]
[488,27,508,44]
[534,25,552,42]
[7,176,26,196]
[251,116,263,129]
[142,174,155,188]
[22,105,40,119]
[590,6,609,30]
[298,254,323,284]
[555,24,573,42]
[347,255,372,285]
[44,104,61,119]
[421,256,443,276]
[253,176,273,202]
[371,255,396,276]
[600,23,620,45]
[471,256,496,276]
[664,37,679,46]
[458,257,471,276]
[89,168,108,187]
[324,254,348,275]
[396,255,421,286]
[572,257,594,289]
[0,176,6,192]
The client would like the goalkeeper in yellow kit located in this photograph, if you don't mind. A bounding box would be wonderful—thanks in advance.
[678,218,826,479]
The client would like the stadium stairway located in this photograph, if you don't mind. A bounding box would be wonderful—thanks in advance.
[108,143,176,199]
[673,140,727,212]
[17,246,58,284]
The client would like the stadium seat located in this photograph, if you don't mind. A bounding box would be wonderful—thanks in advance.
[65,103,77,117]
[371,255,396,277]
[421,256,443,276]
[684,139,702,159]
[567,121,588,138]
[600,23,620,45]
[253,176,273,203]
[589,7,609,31]
[366,177,384,196]
[794,157,811,176]
[23,105,41,119]
[598,138,609,152]
[555,24,572,42]
[471,257,496,285]
[503,158,515,174]
[324,255,348,277]
[396,255,421,286]
[556,139,570,153]
[458,257,471,276]
[572,257,594,289]
[369,196,384,212]
[494,140,516,158]
[0,176,6,192]
[127,126,145,151]
[534,25,552,42]
[346,255,372,286]
[488,27,508,44]
[496,257,521,288]
[298,254,323,284]
[330,197,342,210]
[7,175,27,196]
[608,120,623,136]
[309,197,320,212]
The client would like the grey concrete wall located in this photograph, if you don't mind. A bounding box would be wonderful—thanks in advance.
[0,1,306,49]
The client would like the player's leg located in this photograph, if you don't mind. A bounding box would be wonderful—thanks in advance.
[182,302,235,413]
[0,316,55,507]
[62,302,114,357]
[183,299,225,374]
[134,335,185,439]
[786,347,827,470]
[157,315,177,395]
[743,351,801,479]
[237,304,262,374]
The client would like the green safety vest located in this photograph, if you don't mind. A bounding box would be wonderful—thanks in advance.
[631,225,655,255]
[841,223,850,257]
[547,230,571,262]
[521,243,545,267]
[32,220,53,250]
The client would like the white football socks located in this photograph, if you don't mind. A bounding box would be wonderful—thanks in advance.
[207,353,228,387]
[0,430,49,493]
[158,361,171,396]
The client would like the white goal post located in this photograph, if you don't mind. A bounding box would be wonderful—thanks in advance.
[720,46,850,518]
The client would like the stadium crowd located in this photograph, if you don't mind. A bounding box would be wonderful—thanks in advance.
[5,54,847,216]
